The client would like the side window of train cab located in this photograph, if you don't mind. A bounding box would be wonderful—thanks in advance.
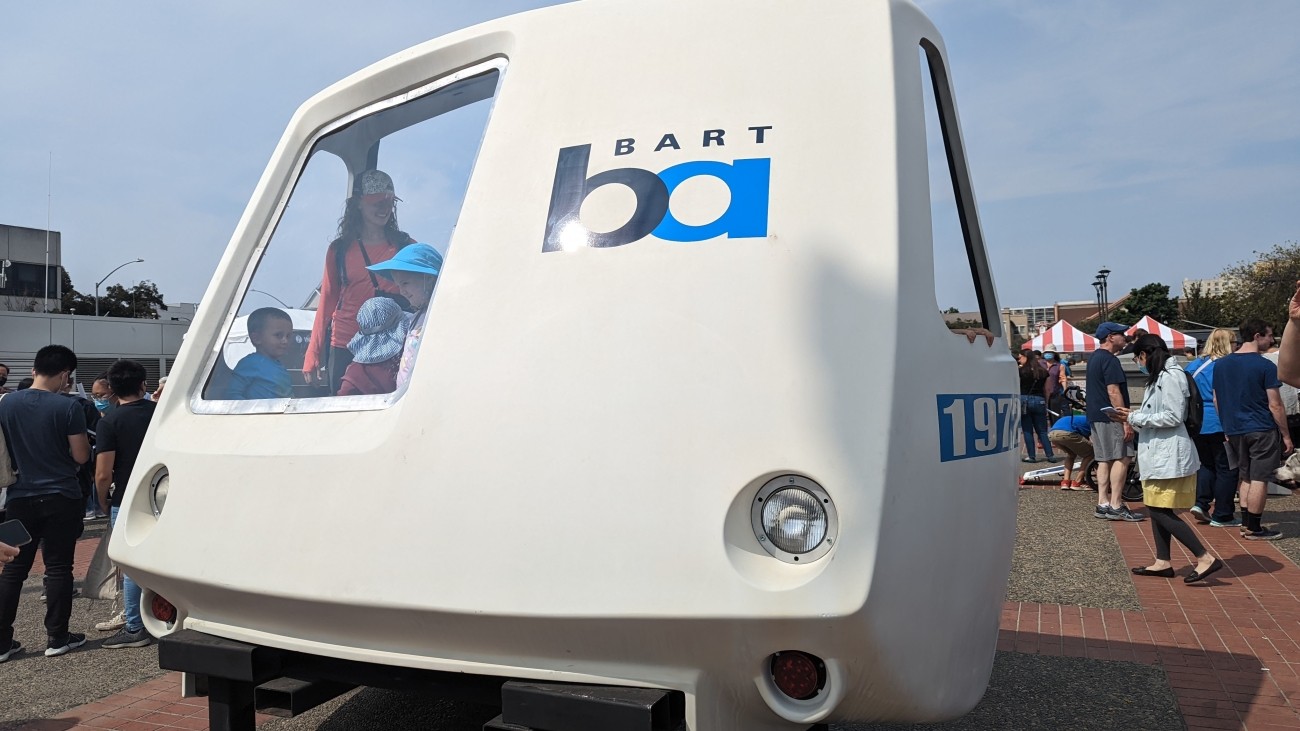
[918,43,998,337]
[199,63,503,412]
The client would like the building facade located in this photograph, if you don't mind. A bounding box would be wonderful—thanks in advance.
[0,224,63,313]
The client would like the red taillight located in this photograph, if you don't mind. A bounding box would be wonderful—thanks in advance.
[151,594,177,624]
[771,651,824,700]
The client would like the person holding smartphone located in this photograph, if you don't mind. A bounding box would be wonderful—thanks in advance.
[1112,335,1222,583]
[1087,323,1143,522]
[0,345,92,663]
[0,542,16,565]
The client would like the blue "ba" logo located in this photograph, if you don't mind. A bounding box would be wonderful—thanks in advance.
[541,143,771,252]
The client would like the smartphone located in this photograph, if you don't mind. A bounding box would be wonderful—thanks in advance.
[0,519,33,548]
[1100,406,1120,419]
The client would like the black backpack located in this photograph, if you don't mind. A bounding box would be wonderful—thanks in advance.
[1182,366,1206,437]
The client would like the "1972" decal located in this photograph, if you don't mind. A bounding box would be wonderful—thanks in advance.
[936,394,1020,462]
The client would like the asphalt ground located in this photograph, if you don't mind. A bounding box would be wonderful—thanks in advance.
[0,522,167,729]
[3,487,1261,730]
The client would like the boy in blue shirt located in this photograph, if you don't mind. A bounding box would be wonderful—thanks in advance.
[226,308,294,400]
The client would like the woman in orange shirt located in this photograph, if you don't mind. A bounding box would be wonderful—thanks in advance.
[303,170,415,393]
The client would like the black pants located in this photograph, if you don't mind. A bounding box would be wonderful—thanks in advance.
[1148,506,1205,562]
[0,493,84,647]
[1193,433,1237,523]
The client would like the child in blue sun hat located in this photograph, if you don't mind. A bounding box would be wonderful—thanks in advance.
[366,243,442,391]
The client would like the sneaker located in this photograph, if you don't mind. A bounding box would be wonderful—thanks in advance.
[1110,506,1145,522]
[1245,528,1284,541]
[1209,517,1243,528]
[1094,505,1114,519]
[45,632,87,657]
[83,511,97,522]
[0,639,21,663]
[1045,456,1061,463]
[95,612,126,632]
[102,627,151,649]
[1189,506,1210,524]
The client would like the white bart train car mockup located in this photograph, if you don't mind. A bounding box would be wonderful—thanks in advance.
[110,1,1020,729]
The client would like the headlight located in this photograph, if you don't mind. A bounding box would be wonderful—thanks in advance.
[751,475,838,563]
[762,489,827,553]
[150,469,169,516]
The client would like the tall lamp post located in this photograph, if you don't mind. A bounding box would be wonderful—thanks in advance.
[95,258,144,317]
[1095,267,1111,320]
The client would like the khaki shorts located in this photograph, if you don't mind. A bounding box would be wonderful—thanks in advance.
[1049,430,1094,459]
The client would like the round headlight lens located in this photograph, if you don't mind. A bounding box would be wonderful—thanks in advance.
[761,488,827,554]
[150,470,169,516]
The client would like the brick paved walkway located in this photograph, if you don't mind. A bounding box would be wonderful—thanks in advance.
[29,502,1300,730]
[1002,489,1300,730]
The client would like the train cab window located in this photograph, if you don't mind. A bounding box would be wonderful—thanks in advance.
[198,63,503,412]
[918,43,997,335]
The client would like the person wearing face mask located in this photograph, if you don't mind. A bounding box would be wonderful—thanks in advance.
[1111,335,1221,583]
[91,378,116,415]
[0,363,11,394]
[366,243,444,392]
[0,345,93,662]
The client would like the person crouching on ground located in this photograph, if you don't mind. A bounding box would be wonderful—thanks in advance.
[337,297,409,396]
[226,307,294,400]
[1049,409,1094,490]
[1113,335,1222,583]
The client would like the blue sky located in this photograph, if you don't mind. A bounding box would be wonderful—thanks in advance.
[1,0,1296,314]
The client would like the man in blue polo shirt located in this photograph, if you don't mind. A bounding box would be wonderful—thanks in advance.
[1087,322,1143,521]
[1213,319,1292,540]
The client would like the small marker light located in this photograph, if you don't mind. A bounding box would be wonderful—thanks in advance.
[152,593,177,624]
[771,651,824,700]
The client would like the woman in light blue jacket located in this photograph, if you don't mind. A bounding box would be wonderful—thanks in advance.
[1114,335,1222,583]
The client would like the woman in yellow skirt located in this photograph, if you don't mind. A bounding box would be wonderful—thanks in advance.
[1113,335,1223,584]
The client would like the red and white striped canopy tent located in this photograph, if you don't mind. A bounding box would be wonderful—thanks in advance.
[1126,316,1198,350]
[1020,320,1100,353]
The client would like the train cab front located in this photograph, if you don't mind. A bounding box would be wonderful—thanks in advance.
[110,0,1017,729]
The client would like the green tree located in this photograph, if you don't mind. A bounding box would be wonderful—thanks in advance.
[1177,281,1229,329]
[1218,242,1300,331]
[59,269,96,315]
[1113,282,1179,325]
[98,280,167,319]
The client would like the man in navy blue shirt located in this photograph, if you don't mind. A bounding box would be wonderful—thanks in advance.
[1213,319,1292,540]
[1087,322,1142,522]
[0,345,92,662]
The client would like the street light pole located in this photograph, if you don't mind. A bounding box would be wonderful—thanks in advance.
[249,289,292,309]
[1096,267,1111,319]
[95,258,145,317]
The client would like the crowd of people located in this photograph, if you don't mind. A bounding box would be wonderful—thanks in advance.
[1018,299,1300,581]
[0,347,159,662]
